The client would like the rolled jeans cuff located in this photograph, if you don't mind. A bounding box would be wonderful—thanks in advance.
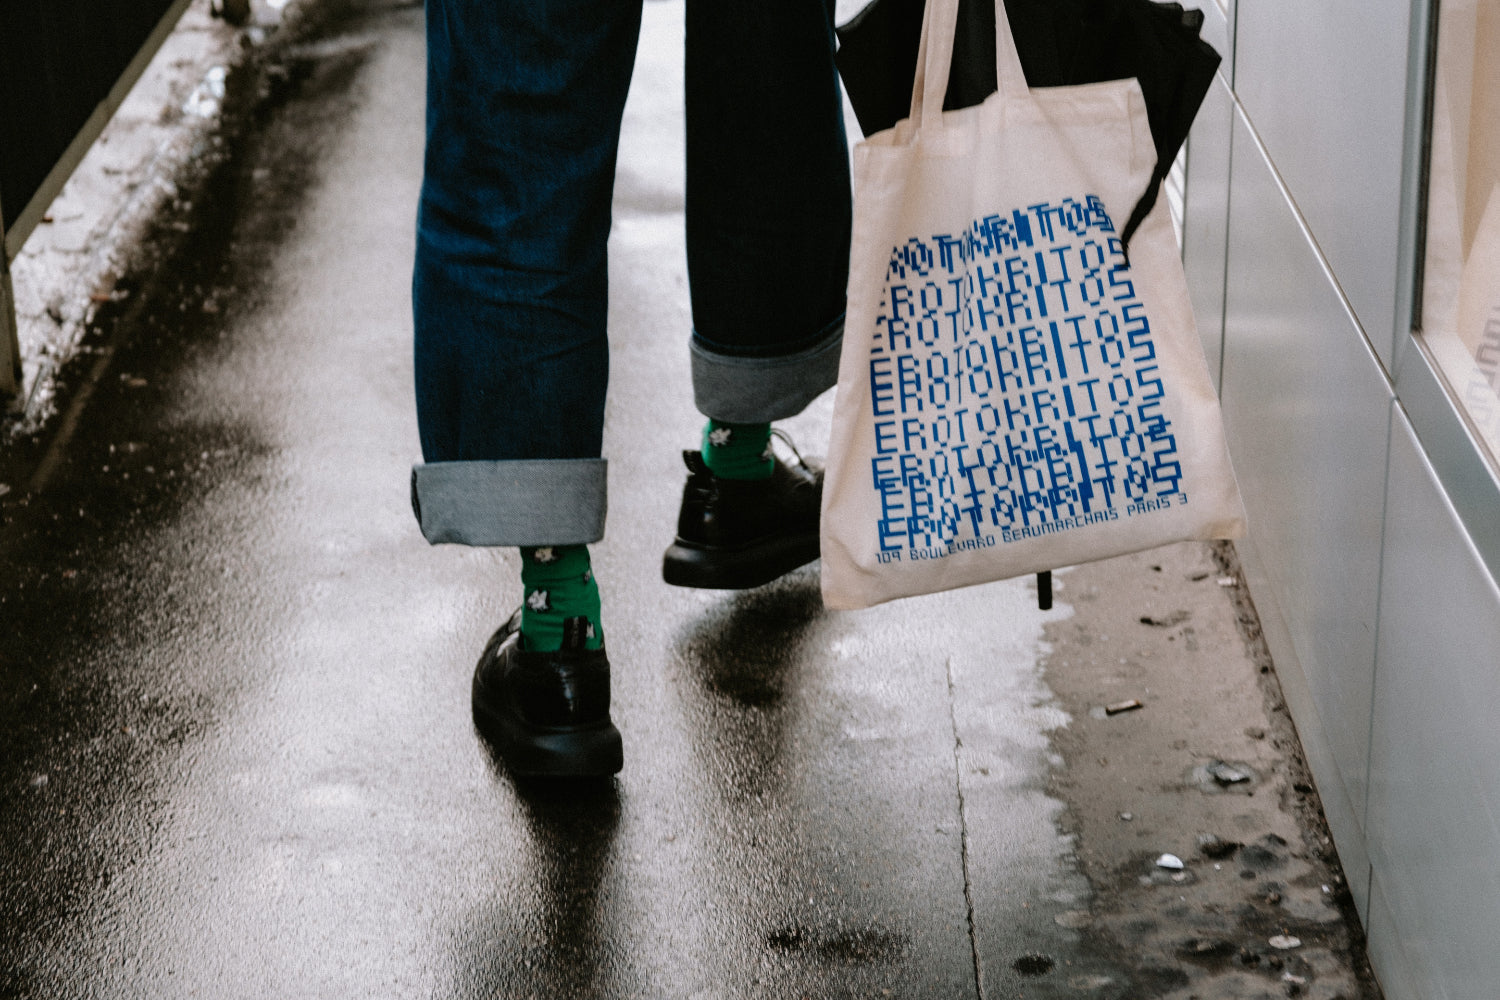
[410,458,607,547]
[690,316,843,423]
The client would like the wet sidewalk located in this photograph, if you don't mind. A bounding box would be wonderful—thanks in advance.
[0,2,1381,997]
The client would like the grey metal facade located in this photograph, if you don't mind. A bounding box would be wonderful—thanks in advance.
[1179,1,1500,997]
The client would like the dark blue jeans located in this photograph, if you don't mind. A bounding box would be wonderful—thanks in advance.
[411,0,852,547]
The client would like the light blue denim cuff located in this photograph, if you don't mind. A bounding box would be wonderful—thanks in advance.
[690,317,843,423]
[410,458,607,547]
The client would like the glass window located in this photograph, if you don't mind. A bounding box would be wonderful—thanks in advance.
[1420,0,1500,467]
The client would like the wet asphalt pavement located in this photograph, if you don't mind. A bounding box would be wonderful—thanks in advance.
[0,2,1383,998]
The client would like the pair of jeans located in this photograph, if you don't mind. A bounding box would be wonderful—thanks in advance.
[411,0,852,547]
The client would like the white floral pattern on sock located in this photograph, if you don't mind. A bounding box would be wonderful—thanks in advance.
[707,427,733,447]
[532,546,557,563]
[526,589,550,612]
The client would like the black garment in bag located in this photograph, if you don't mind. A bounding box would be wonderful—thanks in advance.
[834,0,1221,244]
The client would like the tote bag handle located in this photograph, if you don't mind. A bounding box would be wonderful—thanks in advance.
[908,0,1031,127]
[905,0,1054,610]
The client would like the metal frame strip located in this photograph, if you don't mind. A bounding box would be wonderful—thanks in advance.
[1391,0,1500,581]
[1,188,20,402]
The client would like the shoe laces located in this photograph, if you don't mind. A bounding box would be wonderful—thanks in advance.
[769,427,812,473]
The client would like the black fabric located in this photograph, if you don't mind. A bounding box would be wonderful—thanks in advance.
[835,0,1221,246]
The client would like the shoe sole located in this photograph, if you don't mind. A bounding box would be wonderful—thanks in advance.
[472,683,623,778]
[662,531,820,590]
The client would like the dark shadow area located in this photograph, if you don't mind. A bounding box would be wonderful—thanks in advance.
[0,5,383,993]
[449,755,635,999]
[766,923,911,965]
[668,569,823,802]
[664,573,939,993]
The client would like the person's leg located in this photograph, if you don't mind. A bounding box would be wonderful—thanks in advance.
[683,0,852,421]
[412,0,642,773]
[664,0,851,588]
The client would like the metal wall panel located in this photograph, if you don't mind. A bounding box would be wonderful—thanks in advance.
[1220,111,1390,860]
[1230,510,1374,919]
[1395,341,1500,581]
[1234,0,1412,371]
[1366,410,1500,1000]
[1365,871,1424,1000]
[1180,0,1234,82]
[1182,74,1233,392]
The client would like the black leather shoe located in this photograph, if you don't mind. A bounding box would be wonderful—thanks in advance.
[471,611,623,777]
[662,443,822,590]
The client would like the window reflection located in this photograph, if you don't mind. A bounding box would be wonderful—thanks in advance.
[1421,0,1500,466]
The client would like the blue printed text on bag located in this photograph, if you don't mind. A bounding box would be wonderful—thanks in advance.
[869,194,1184,560]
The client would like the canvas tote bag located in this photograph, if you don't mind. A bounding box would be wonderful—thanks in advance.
[820,0,1246,610]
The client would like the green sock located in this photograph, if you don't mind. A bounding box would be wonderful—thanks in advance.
[519,545,603,652]
[702,419,773,480]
